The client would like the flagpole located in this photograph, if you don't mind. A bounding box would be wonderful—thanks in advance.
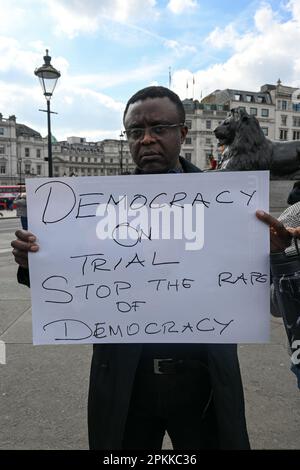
[193,75,195,100]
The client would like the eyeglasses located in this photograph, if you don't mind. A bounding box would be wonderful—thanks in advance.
[124,123,185,141]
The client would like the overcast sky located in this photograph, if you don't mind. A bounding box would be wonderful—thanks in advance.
[0,0,300,141]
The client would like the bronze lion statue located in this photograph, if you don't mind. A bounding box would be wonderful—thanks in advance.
[214,108,300,175]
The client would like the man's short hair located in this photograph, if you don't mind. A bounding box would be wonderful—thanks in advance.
[123,86,185,124]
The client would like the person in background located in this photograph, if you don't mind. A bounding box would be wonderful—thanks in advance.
[256,207,300,389]
[208,155,217,170]
[287,181,300,206]
[14,193,28,230]
[7,198,14,211]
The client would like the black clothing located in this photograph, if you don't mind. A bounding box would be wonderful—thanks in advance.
[287,181,300,205]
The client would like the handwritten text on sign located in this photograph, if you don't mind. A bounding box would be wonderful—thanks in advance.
[26,171,270,345]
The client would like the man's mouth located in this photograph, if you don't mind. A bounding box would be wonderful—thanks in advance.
[140,153,162,164]
[140,152,161,158]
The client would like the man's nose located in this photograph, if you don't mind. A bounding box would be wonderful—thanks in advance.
[140,128,156,144]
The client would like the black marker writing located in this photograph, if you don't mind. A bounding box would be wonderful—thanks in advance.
[215,191,233,204]
[43,319,93,341]
[112,222,152,247]
[42,317,235,342]
[218,271,268,287]
[42,276,73,304]
[240,190,256,206]
[116,301,146,313]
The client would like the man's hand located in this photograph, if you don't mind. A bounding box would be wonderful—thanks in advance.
[11,230,39,269]
[256,210,292,252]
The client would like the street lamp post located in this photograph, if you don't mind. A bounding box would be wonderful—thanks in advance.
[34,50,60,177]
[18,158,22,192]
[119,131,124,175]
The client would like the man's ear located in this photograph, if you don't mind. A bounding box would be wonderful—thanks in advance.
[180,125,188,143]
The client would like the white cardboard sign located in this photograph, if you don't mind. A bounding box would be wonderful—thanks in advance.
[26,171,270,345]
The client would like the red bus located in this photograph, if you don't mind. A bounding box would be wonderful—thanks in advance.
[0,185,26,210]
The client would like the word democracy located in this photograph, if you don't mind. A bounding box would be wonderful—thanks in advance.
[34,181,257,224]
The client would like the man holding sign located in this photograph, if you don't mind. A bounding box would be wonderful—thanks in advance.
[11,86,287,450]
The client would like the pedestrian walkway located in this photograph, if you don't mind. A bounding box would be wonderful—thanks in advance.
[0,210,17,219]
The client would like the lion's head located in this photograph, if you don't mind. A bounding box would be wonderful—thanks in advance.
[213,109,239,146]
[214,108,272,170]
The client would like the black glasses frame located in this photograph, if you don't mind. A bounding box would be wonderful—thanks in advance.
[124,123,185,141]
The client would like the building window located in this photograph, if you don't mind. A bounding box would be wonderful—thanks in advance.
[261,127,268,136]
[281,115,287,126]
[94,169,98,175]
[0,145,5,154]
[206,120,211,129]
[234,94,241,101]
[205,138,211,144]
[25,164,31,174]
[293,103,300,112]
[110,158,113,163]
[36,149,41,158]
[293,117,300,127]
[185,120,192,129]
[36,165,41,175]
[185,153,192,161]
[257,96,265,104]
[280,129,288,140]
[246,95,253,102]
[278,100,287,111]
[0,128,4,135]
[261,108,269,117]
[0,165,6,174]
[250,108,257,116]
[25,147,30,157]
[293,131,300,140]
[185,137,192,145]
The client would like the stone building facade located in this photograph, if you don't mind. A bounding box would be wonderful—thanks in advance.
[51,136,133,178]
[0,113,47,185]
[186,80,300,169]
[181,101,230,170]
[1,80,300,182]
[0,114,133,185]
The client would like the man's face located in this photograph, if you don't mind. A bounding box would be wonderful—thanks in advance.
[124,97,188,173]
